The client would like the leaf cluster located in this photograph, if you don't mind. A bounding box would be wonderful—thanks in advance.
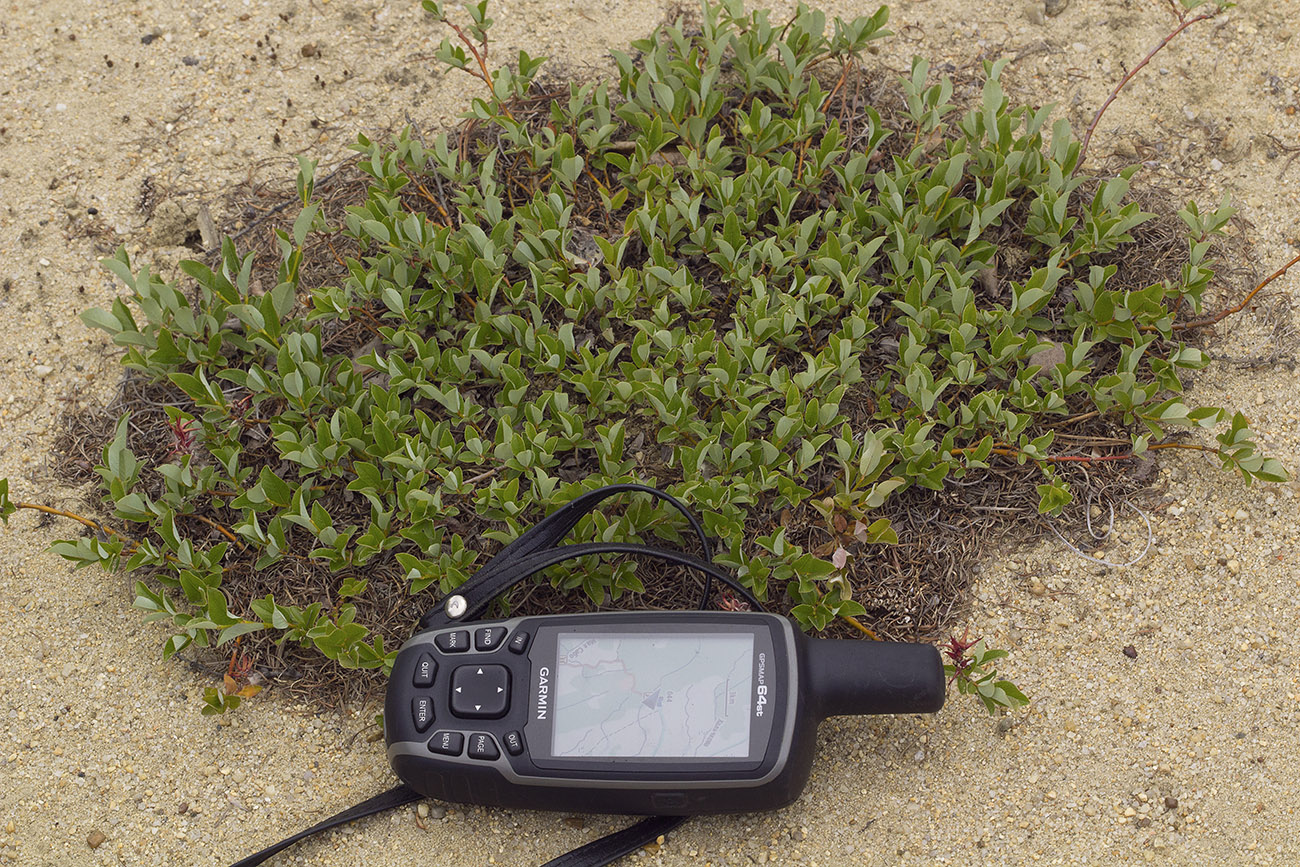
[32,0,1284,680]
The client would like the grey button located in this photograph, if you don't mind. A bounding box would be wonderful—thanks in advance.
[411,697,435,733]
[428,730,464,756]
[467,733,499,760]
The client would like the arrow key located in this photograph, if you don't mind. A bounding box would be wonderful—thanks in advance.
[449,664,510,719]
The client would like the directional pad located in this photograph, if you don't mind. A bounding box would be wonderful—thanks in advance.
[449,664,510,719]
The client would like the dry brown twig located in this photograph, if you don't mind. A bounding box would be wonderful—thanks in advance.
[1078,2,1227,169]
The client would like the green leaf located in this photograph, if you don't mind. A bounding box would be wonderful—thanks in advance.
[218,621,265,645]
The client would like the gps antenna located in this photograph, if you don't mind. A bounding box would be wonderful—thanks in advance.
[803,637,945,719]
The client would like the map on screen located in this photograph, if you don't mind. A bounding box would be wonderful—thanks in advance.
[551,633,753,758]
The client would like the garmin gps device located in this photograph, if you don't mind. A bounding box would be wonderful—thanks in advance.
[384,610,942,815]
[234,484,946,867]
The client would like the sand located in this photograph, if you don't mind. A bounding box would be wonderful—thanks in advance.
[1,0,1298,864]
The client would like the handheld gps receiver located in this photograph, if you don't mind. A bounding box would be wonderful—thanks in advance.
[385,610,942,815]
[235,485,946,867]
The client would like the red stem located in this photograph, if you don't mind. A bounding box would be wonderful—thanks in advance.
[1078,9,1219,169]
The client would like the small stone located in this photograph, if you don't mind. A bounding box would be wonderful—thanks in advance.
[1025,2,1045,25]
[1220,128,1250,162]
[1209,158,1224,172]
[1122,644,1138,659]
[1045,0,1069,16]
[428,805,446,819]
[1226,559,1241,575]
[1233,508,1248,521]
[141,32,160,45]
[87,830,107,849]
[1028,341,1066,379]
[417,803,429,819]
[34,364,54,378]
[1029,580,1047,596]
[1165,796,1179,810]
[182,56,199,66]
[300,43,318,57]
[1083,804,1098,817]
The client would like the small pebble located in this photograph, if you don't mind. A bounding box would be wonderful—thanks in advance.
[1209,158,1224,172]
[1165,797,1179,810]
[429,805,447,819]
[1045,0,1069,15]
[1226,559,1241,575]
[87,830,106,849]
[301,43,318,57]
[34,364,54,378]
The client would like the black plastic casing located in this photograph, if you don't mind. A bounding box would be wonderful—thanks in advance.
[385,611,942,815]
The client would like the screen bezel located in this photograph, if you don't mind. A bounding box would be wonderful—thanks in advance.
[526,620,777,772]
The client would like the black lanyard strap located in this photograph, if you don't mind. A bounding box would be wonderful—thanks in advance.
[230,786,683,867]
[434,541,765,627]
[541,816,689,867]
[229,784,423,867]
[420,483,718,630]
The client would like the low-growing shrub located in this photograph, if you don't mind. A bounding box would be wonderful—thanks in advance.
[1,0,1283,696]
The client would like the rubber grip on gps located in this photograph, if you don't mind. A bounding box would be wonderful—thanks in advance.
[805,639,945,719]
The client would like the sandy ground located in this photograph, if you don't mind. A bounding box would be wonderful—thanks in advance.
[1,0,1299,864]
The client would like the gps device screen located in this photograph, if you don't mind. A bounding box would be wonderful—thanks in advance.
[552,632,753,759]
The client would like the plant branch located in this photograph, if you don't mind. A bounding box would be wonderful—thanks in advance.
[1078,7,1222,169]
[1170,250,1300,332]
[15,502,135,542]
